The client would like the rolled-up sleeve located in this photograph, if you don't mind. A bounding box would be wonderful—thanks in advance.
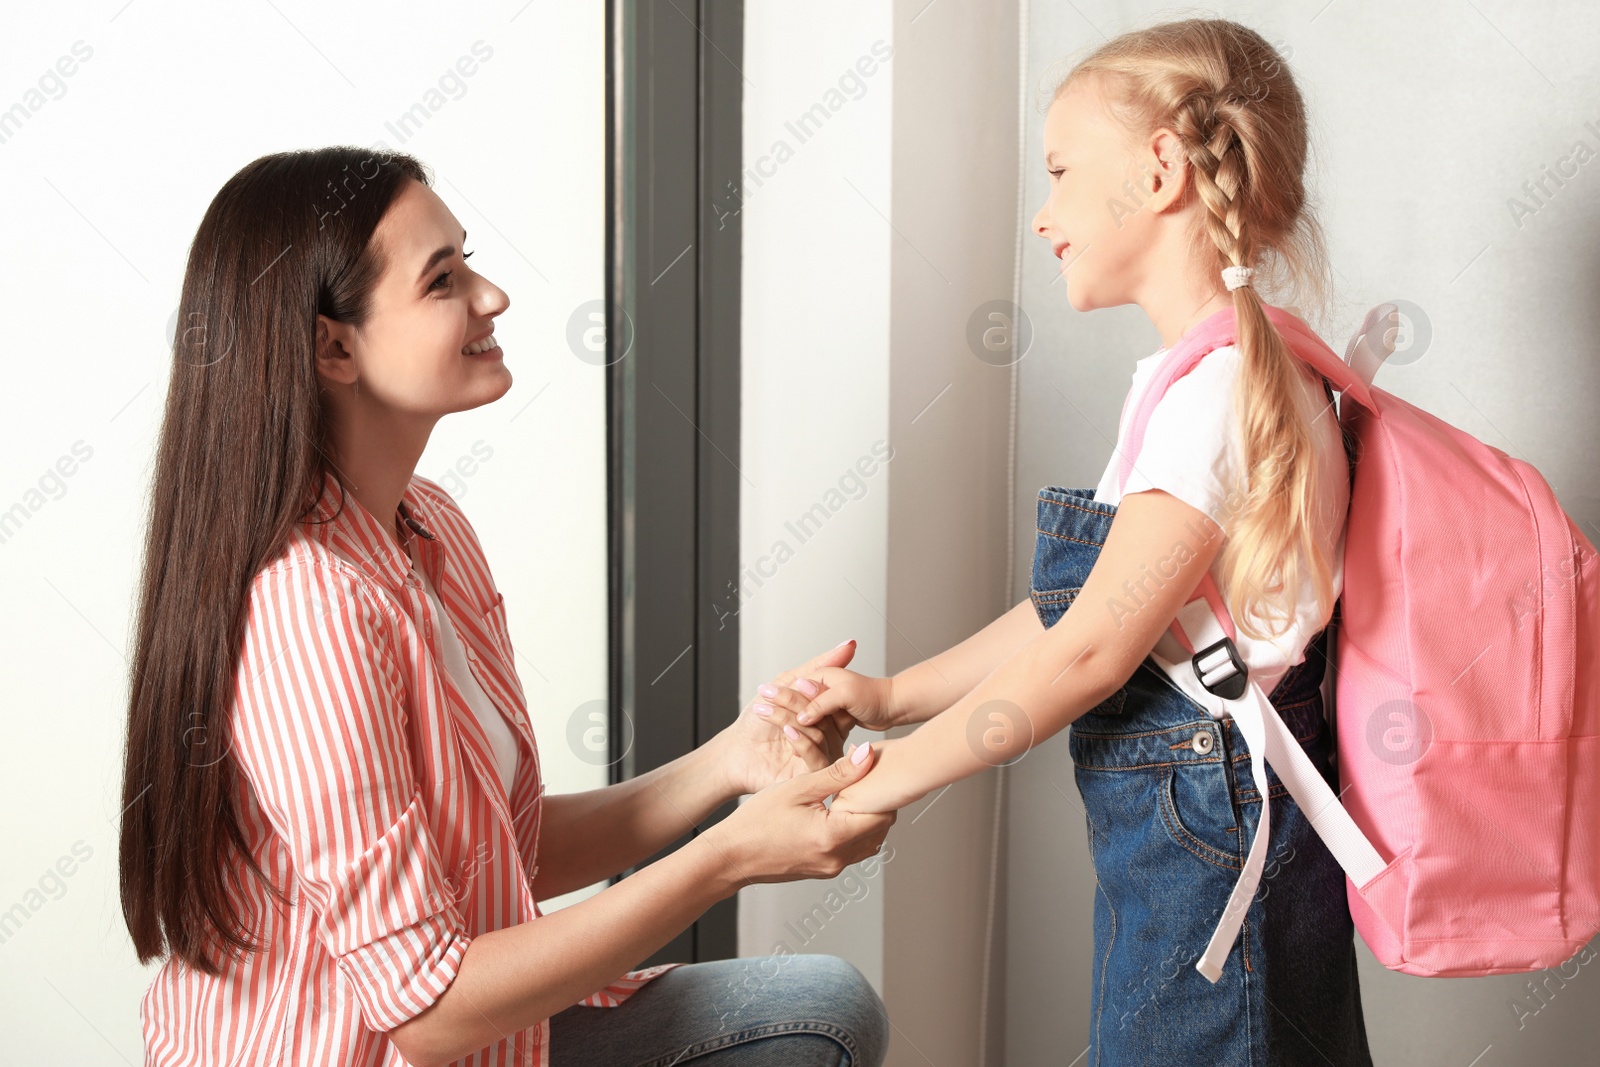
[231,561,470,1032]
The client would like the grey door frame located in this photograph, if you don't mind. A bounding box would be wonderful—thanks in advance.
[605,0,743,965]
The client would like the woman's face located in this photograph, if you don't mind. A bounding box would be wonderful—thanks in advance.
[316,178,511,419]
[1030,75,1171,314]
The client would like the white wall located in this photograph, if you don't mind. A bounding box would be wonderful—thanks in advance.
[1007,2,1600,1064]
[737,0,897,993]
[880,1,1020,1064]
[739,3,1021,1064]
[0,2,609,1058]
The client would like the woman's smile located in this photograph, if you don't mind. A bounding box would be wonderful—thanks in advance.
[463,331,502,359]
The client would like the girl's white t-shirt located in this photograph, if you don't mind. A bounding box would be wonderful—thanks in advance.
[407,538,520,794]
[1092,342,1350,719]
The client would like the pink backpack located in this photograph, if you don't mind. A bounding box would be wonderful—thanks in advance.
[1118,301,1600,981]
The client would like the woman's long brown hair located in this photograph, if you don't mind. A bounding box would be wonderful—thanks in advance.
[119,146,430,975]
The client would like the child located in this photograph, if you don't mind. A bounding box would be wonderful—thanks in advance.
[775,17,1374,1066]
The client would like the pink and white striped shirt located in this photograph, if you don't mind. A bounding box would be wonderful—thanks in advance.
[140,468,676,1066]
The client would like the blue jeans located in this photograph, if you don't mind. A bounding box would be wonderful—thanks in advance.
[547,954,888,1066]
[1031,486,1373,1067]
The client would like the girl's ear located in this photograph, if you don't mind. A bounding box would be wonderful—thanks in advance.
[1142,127,1190,215]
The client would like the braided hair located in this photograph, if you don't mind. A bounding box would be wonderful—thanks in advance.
[1058,18,1338,642]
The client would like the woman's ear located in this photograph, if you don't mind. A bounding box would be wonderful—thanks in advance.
[313,314,359,387]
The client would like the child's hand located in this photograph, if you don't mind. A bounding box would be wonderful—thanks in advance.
[792,668,895,733]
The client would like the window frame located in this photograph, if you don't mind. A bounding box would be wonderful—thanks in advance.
[605,0,744,965]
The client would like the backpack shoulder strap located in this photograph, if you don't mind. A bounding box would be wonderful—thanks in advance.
[1173,601,1390,982]
[1117,304,1372,493]
[1114,304,1389,982]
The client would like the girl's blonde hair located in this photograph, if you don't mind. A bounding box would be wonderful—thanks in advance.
[1058,17,1338,642]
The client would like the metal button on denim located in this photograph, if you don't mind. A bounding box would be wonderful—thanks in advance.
[1193,728,1214,755]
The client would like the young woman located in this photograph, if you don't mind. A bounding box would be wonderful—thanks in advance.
[774,18,1373,1066]
[118,148,893,1067]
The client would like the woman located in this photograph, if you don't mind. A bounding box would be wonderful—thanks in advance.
[118,147,894,1067]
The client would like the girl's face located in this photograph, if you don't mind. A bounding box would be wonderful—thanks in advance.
[316,179,512,420]
[1031,75,1175,313]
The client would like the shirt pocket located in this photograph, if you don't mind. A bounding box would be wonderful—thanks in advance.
[480,592,513,661]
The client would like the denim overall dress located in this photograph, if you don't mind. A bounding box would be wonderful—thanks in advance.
[1030,485,1374,1067]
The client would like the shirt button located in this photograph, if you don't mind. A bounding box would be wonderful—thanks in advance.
[1192,729,1215,755]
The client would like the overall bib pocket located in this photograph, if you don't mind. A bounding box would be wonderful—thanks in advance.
[1030,486,1128,720]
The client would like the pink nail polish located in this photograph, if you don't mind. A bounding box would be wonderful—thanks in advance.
[783,725,800,740]
[758,683,779,699]
[794,678,820,697]
[753,703,772,716]
[851,742,871,764]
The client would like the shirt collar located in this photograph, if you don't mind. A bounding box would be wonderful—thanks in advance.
[301,468,438,594]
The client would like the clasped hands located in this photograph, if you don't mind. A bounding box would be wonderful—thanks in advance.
[712,637,900,816]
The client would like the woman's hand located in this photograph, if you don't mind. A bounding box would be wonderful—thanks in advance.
[829,737,919,816]
[712,640,857,797]
[707,743,897,886]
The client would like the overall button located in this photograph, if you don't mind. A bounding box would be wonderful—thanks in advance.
[1192,729,1215,755]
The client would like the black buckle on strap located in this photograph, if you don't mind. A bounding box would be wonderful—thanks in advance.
[1192,637,1248,699]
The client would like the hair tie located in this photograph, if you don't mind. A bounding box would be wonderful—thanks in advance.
[1222,265,1254,291]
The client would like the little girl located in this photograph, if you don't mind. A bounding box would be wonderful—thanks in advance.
[774,17,1374,1066]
